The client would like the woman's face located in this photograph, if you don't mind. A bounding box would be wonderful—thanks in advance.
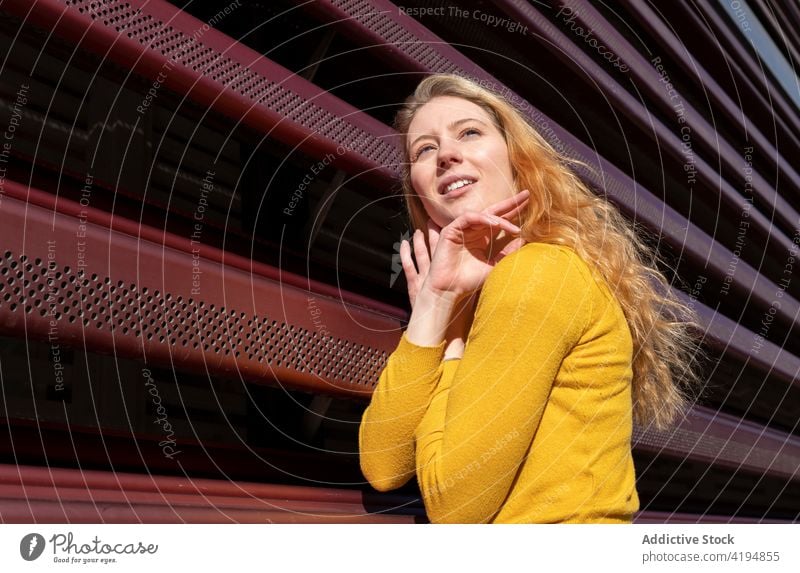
[406,96,516,228]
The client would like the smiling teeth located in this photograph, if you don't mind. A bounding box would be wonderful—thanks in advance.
[446,179,475,192]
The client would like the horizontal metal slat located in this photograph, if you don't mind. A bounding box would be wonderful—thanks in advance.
[533,0,800,236]
[0,499,416,523]
[0,463,419,523]
[634,404,800,480]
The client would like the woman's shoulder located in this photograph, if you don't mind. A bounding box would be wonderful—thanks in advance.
[486,241,611,304]
[476,241,601,338]
[494,241,594,281]
[509,242,624,309]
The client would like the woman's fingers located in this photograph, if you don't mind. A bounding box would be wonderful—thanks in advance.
[426,218,441,257]
[399,237,417,280]
[412,228,431,273]
[425,211,524,297]
[484,189,530,221]
[451,211,521,236]
[493,237,526,263]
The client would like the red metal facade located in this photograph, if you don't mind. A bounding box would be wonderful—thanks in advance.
[0,0,798,522]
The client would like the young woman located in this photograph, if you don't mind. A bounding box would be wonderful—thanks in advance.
[359,74,701,523]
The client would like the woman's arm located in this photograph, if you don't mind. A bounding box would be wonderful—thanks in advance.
[359,193,528,491]
[358,331,446,491]
[414,244,595,523]
[358,235,473,490]
[358,290,476,490]
[442,294,477,360]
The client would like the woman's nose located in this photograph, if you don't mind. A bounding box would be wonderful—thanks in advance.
[437,139,462,168]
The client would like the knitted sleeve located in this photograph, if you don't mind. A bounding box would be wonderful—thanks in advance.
[358,332,446,491]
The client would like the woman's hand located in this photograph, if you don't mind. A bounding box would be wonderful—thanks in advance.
[402,190,530,350]
[399,189,530,307]
[423,190,530,298]
[399,218,441,310]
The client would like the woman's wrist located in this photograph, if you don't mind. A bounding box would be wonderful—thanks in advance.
[405,284,460,348]
[442,294,477,360]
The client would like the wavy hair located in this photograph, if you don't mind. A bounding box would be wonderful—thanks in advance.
[393,74,703,430]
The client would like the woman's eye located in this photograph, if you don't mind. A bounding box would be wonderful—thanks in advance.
[411,129,479,161]
[413,145,435,160]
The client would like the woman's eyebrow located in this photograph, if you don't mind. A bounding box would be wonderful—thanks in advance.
[408,117,488,151]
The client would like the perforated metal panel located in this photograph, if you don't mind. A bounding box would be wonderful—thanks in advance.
[4,0,400,181]
[0,190,400,396]
[331,0,465,73]
[0,250,386,385]
[78,0,392,163]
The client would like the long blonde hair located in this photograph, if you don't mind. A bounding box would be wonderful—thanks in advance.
[394,74,703,430]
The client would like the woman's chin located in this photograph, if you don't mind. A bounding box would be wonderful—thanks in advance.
[446,199,485,219]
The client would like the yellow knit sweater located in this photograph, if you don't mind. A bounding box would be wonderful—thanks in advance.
[359,242,639,523]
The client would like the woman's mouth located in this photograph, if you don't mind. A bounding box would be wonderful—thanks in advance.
[440,178,477,199]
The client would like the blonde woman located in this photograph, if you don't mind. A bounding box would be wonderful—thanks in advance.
[359,74,700,523]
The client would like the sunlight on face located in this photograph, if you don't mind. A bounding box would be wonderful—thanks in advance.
[407,96,516,227]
